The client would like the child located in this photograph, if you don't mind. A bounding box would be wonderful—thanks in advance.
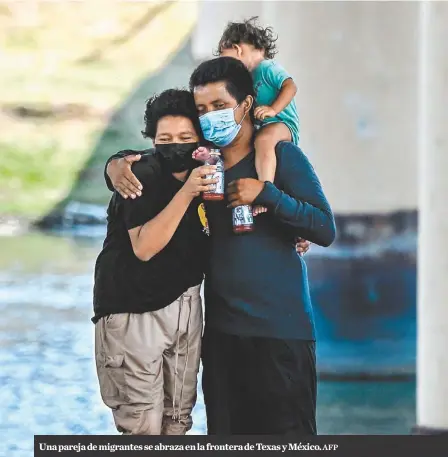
[218,16,299,184]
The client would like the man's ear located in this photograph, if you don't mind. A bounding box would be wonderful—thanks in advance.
[243,95,254,114]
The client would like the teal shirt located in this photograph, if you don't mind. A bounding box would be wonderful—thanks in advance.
[252,60,300,144]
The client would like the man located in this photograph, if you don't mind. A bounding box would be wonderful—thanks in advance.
[191,57,335,435]
[92,89,218,435]
[107,57,335,435]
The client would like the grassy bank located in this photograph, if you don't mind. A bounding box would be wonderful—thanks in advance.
[0,1,197,219]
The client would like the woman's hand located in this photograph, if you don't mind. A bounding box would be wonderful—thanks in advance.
[180,165,218,199]
[107,155,143,199]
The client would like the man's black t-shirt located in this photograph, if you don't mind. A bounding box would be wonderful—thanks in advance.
[92,152,207,324]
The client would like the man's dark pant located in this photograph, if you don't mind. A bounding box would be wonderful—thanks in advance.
[201,328,317,435]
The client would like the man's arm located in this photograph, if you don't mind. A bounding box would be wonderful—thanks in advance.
[228,143,336,247]
[256,143,335,246]
[104,150,148,197]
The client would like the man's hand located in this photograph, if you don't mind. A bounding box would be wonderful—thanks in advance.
[107,155,142,199]
[227,178,265,208]
[254,105,276,121]
[295,238,311,257]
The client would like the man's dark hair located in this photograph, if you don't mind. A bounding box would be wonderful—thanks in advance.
[216,16,278,59]
[142,88,202,139]
[189,57,256,123]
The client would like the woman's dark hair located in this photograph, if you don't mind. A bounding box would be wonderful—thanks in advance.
[189,57,256,123]
[216,16,278,59]
[141,88,202,139]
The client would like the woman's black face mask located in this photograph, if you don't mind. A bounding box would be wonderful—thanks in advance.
[155,142,200,173]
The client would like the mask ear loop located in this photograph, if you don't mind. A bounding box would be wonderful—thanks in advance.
[234,104,248,127]
[239,110,248,126]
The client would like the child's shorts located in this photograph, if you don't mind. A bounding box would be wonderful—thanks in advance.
[256,119,300,145]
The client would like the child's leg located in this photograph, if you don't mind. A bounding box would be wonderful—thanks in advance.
[255,123,292,182]
[253,123,291,216]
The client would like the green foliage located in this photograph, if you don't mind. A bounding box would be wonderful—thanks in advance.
[0,1,197,219]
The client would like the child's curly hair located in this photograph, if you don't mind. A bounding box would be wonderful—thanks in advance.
[216,16,278,59]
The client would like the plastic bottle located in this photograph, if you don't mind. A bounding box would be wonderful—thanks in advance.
[203,149,224,201]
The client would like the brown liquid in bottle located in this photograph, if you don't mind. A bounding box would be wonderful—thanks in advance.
[203,150,224,201]
[233,224,254,233]
[203,193,224,201]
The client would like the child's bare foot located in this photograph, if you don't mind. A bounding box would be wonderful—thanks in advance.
[192,147,212,163]
[253,205,268,216]
[295,238,311,257]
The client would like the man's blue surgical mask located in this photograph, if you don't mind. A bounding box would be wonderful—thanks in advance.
[199,105,247,148]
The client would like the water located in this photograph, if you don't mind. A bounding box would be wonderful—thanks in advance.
[0,231,415,457]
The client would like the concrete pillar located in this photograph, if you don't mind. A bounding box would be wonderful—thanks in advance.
[272,1,419,213]
[191,1,262,62]
[416,0,448,433]
[261,1,276,29]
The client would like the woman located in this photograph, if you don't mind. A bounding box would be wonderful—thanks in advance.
[92,89,217,435]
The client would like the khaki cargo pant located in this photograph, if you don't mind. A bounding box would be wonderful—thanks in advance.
[95,285,202,435]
